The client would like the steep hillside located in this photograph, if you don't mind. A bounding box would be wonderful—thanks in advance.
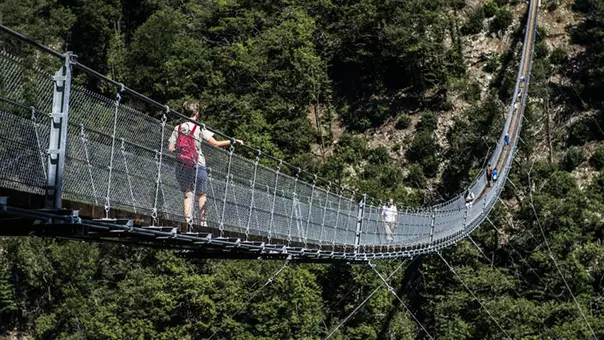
[1,0,604,339]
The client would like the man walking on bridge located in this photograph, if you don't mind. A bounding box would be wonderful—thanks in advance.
[168,100,244,231]
[381,198,398,242]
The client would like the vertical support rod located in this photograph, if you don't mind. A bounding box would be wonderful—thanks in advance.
[318,183,331,248]
[354,194,367,255]
[45,52,73,209]
[286,168,300,246]
[303,175,317,249]
[331,188,342,252]
[267,160,282,244]
[463,203,469,232]
[245,152,261,241]
[429,208,436,246]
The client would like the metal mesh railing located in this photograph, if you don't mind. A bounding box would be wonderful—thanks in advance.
[0,0,538,258]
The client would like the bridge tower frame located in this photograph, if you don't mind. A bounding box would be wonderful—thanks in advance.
[45,52,73,209]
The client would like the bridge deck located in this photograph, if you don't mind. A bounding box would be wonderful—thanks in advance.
[0,0,539,261]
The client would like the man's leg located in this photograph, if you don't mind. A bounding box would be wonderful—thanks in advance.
[383,221,393,240]
[184,191,194,224]
[198,193,207,227]
[196,166,209,227]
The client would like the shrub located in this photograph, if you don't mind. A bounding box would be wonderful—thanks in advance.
[535,41,550,59]
[484,55,500,73]
[591,146,604,170]
[490,8,513,33]
[368,146,390,165]
[544,171,577,198]
[549,47,568,65]
[461,7,485,35]
[395,114,412,130]
[561,147,584,172]
[416,111,438,132]
[406,164,426,187]
[463,81,482,103]
[545,0,559,11]
[484,1,499,17]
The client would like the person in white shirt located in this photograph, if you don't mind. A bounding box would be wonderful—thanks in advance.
[381,198,398,241]
[168,100,243,229]
[465,189,475,207]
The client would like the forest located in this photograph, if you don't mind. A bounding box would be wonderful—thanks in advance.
[1,0,604,338]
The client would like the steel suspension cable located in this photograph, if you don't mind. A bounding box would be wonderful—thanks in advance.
[79,124,99,205]
[151,109,168,226]
[485,216,564,302]
[438,252,512,340]
[318,183,331,248]
[218,142,235,237]
[205,258,291,340]
[465,235,555,335]
[368,261,434,340]
[119,138,137,214]
[245,152,261,241]
[323,259,411,340]
[30,107,47,181]
[103,85,123,219]
[526,169,597,339]
[331,188,343,252]
[287,168,301,246]
[267,160,282,244]
[304,175,317,248]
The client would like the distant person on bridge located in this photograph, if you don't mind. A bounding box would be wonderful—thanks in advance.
[381,198,398,242]
[486,164,493,187]
[465,189,475,207]
[492,168,498,183]
[168,100,244,230]
[504,133,510,148]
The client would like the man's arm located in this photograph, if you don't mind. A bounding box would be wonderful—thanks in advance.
[206,136,244,148]
[167,126,178,152]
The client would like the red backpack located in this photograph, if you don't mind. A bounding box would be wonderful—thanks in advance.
[176,124,198,166]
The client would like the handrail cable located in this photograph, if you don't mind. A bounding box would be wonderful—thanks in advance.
[368,260,434,340]
[205,257,291,340]
[323,259,412,340]
[438,252,512,339]
[525,162,597,339]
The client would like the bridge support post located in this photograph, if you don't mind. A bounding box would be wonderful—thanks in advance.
[429,208,436,246]
[45,52,73,210]
[354,194,367,255]
[463,204,468,232]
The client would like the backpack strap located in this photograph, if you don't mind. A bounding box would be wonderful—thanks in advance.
[191,124,197,135]
[178,124,183,134]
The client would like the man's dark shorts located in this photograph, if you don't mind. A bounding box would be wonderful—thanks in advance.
[176,162,208,194]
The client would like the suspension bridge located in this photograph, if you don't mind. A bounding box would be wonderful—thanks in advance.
[0,0,539,263]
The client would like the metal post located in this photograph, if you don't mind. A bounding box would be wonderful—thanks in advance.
[45,52,73,209]
[354,194,367,255]
[429,208,436,245]
[463,203,469,232]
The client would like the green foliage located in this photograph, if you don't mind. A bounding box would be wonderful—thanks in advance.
[561,147,584,172]
[572,0,604,106]
[484,54,500,73]
[408,131,440,177]
[395,114,412,130]
[483,1,499,18]
[544,171,578,198]
[463,81,482,103]
[3,1,604,339]
[534,41,550,59]
[490,7,513,33]
[406,163,427,187]
[461,6,485,35]
[416,111,438,133]
[549,47,568,67]
[591,145,604,170]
